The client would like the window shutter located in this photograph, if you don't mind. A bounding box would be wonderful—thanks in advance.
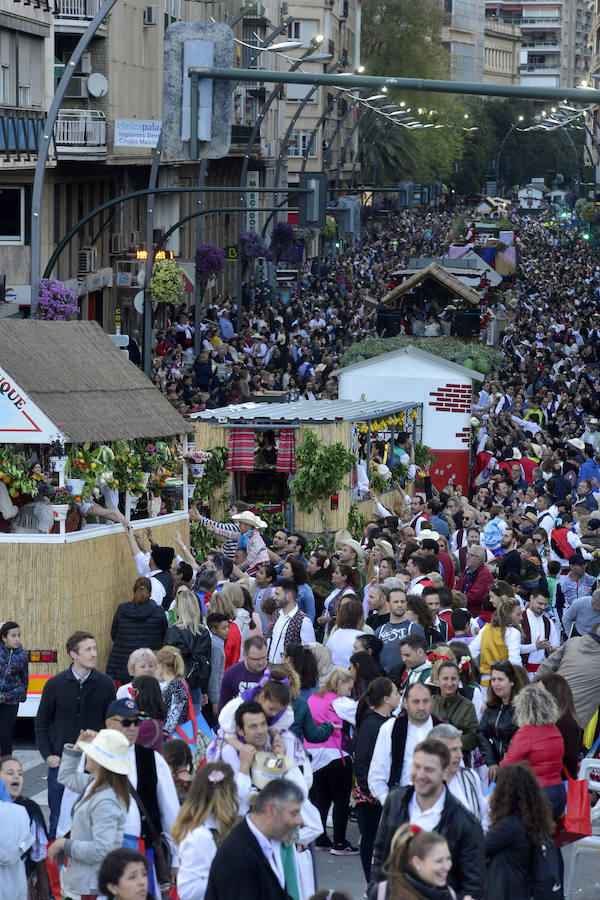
[0,29,17,105]
[29,37,42,107]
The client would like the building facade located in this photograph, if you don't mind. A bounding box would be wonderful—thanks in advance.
[483,18,521,83]
[442,0,486,82]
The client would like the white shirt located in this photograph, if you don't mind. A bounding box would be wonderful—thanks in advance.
[521,609,559,669]
[123,745,180,866]
[133,551,166,605]
[448,771,489,830]
[245,814,284,889]
[268,605,315,663]
[408,786,446,831]
[176,815,218,900]
[368,715,433,806]
[326,628,364,668]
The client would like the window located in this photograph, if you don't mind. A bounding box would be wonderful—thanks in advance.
[287,19,319,47]
[0,187,25,244]
[0,30,16,106]
[17,35,43,108]
[287,130,317,158]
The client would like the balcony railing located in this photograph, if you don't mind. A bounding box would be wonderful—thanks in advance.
[54,0,103,20]
[520,62,560,71]
[54,109,106,157]
[0,107,45,162]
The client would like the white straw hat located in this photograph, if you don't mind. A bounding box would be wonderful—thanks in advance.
[76,729,133,775]
[232,511,268,529]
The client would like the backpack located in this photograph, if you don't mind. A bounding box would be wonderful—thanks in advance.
[530,833,564,900]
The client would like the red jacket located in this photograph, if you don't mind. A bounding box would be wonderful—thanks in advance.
[500,724,564,786]
[438,550,456,589]
[456,564,494,618]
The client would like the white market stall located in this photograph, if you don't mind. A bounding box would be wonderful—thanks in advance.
[337,345,483,492]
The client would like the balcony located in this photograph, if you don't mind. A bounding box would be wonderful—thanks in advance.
[54,109,106,160]
[54,0,107,34]
[0,107,46,165]
[521,16,561,25]
[520,62,560,71]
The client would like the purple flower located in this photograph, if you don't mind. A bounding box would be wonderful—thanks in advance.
[239,230,267,261]
[270,222,296,258]
[35,279,79,321]
[195,243,225,283]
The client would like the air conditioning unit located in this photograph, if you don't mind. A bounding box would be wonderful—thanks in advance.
[64,77,88,99]
[281,0,288,11]
[327,39,335,56]
[110,234,122,254]
[80,52,92,74]
[78,247,97,275]
[131,230,143,246]
[143,5,157,25]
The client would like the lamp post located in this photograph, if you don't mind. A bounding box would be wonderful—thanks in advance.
[494,116,524,196]
[235,37,327,330]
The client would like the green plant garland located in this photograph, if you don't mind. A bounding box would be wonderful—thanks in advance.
[292,431,357,513]
[193,446,229,502]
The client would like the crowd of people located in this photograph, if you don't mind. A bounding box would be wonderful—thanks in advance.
[4,208,600,900]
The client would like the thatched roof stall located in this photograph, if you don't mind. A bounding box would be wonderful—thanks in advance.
[381,262,481,310]
[0,320,192,443]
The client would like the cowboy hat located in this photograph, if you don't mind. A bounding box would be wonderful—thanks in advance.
[340,537,365,561]
[417,528,440,543]
[567,438,585,451]
[530,443,543,458]
[232,511,268,529]
[510,448,522,460]
[76,729,133,776]
[522,511,538,525]
[374,539,394,558]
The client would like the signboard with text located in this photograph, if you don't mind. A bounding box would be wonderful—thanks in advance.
[246,171,260,232]
[0,366,64,443]
[114,120,162,148]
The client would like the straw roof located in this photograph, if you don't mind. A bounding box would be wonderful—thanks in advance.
[381,262,481,307]
[0,320,192,442]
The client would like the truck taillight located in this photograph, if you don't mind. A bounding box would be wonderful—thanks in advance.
[28,650,57,663]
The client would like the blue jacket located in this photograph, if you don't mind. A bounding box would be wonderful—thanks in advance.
[0,643,29,705]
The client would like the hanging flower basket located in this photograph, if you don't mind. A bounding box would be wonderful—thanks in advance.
[190,463,205,478]
[66,478,86,496]
[50,504,69,521]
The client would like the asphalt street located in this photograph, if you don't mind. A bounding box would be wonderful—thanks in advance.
[12,720,600,900]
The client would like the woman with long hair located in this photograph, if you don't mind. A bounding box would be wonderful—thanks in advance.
[377,823,455,900]
[130,674,167,752]
[49,729,132,899]
[106,578,167,687]
[166,587,211,710]
[469,598,522,687]
[98,847,152,900]
[305,667,358,855]
[406,596,442,647]
[536,671,581,778]
[281,556,317,623]
[307,552,333,640]
[172,762,238,900]
[500,684,566,820]
[485,764,560,900]
[283,642,320,700]
[318,564,361,636]
[349,650,385,699]
[477,660,529,782]
[327,599,371,668]
[155,646,190,734]
[353,676,400,882]
[219,582,256,650]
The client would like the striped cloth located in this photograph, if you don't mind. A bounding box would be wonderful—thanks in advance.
[276,429,296,473]
[227,428,255,471]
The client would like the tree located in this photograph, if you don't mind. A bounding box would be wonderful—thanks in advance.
[149,260,184,312]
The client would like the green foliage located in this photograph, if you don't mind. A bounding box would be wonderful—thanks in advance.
[451,216,467,242]
[292,431,357,512]
[581,202,596,223]
[321,216,336,240]
[193,446,229,502]
[149,260,184,309]
[190,522,218,561]
[415,442,435,469]
[254,501,286,532]
[347,501,366,541]
[391,460,409,484]
[370,471,390,493]
[361,0,449,81]
[342,334,503,370]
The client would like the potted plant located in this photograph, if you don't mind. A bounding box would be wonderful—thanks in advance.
[50,486,73,521]
[195,243,225,305]
[183,448,212,478]
[0,445,39,500]
[65,445,103,502]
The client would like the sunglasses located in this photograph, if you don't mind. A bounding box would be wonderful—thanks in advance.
[118,717,141,728]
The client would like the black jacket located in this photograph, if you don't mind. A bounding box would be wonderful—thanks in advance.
[484,815,534,900]
[106,600,167,685]
[35,667,115,759]
[388,713,444,789]
[476,703,517,766]
[354,707,389,795]
[165,624,211,692]
[371,785,484,899]
[206,819,292,900]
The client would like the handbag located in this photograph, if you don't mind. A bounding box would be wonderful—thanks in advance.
[129,785,172,887]
[558,766,591,839]
[165,677,213,768]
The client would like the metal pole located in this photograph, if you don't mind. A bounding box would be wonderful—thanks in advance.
[189,66,600,104]
[351,114,381,188]
[495,121,517,196]
[236,43,315,332]
[194,158,208,356]
[324,91,364,175]
[143,130,164,376]
[361,118,390,189]
[31,0,120,310]
[336,111,364,193]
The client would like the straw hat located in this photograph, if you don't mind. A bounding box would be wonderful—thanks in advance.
[374,539,394,558]
[567,438,585,451]
[417,528,440,543]
[522,511,538,526]
[509,448,522,460]
[250,752,294,791]
[76,729,133,776]
[340,537,365,561]
[232,511,268,529]
[530,444,543,458]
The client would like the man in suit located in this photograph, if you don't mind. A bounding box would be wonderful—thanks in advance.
[206,778,303,900]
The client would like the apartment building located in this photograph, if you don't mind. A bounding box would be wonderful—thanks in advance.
[442,0,486,81]
[483,18,521,83]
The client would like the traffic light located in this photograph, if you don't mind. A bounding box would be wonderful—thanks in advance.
[298,173,327,229]
[582,232,590,241]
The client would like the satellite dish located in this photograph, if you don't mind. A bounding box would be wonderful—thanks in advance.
[134,291,144,314]
[87,73,108,98]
